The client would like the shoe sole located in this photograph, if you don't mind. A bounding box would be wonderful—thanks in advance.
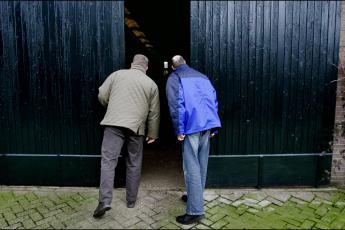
[177,215,205,225]
[127,203,136,208]
[93,207,111,218]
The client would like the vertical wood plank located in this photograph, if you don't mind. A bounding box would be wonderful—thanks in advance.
[281,1,293,153]
[296,1,308,152]
[190,1,199,69]
[254,1,264,153]
[198,1,206,72]
[233,1,242,153]
[275,1,285,153]
[288,1,300,152]
[227,1,235,154]
[318,1,330,150]
[262,1,271,153]
[268,1,278,153]
[303,1,315,152]
[311,1,322,152]
[247,0,256,154]
[239,1,249,154]
[219,1,228,154]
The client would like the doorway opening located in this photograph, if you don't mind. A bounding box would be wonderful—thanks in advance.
[124,0,190,189]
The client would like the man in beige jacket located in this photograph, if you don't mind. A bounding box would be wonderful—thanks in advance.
[93,54,160,218]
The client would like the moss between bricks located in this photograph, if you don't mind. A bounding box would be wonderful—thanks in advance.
[0,189,345,229]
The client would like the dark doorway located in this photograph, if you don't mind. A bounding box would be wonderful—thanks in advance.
[124,0,190,188]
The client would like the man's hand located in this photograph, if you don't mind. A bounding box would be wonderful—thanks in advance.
[146,137,155,144]
[210,129,219,138]
[177,134,185,141]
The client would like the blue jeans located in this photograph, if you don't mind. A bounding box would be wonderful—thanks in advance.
[183,130,210,215]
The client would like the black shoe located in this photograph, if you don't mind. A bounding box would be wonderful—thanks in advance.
[176,214,204,225]
[93,203,111,218]
[127,201,136,208]
[181,194,188,203]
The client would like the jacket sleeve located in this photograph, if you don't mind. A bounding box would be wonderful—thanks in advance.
[166,73,185,135]
[212,87,220,135]
[98,74,113,107]
[213,88,218,113]
[147,84,160,139]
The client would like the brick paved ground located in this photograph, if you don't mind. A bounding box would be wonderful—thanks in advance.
[1,186,345,229]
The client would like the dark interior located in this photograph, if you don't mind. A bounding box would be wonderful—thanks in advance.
[125,0,190,150]
[124,0,190,187]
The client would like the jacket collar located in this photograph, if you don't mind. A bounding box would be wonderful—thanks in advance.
[131,64,147,73]
[175,64,189,71]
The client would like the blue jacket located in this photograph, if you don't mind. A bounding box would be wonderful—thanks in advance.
[166,64,221,135]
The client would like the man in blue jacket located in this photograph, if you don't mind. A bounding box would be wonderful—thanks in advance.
[166,55,221,225]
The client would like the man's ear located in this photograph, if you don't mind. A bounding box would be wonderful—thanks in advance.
[171,65,176,70]
[146,66,148,71]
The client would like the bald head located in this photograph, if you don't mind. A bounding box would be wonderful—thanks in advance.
[171,55,186,69]
[132,54,149,69]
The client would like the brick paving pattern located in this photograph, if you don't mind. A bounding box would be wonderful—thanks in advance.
[0,187,345,229]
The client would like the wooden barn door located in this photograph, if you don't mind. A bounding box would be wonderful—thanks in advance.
[0,1,125,186]
[190,1,342,187]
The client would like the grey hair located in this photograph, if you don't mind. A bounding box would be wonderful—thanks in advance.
[171,55,186,68]
[132,54,149,68]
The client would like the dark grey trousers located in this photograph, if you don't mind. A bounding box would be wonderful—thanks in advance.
[98,126,144,206]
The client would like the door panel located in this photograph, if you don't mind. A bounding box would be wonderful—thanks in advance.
[191,1,341,187]
[0,1,125,186]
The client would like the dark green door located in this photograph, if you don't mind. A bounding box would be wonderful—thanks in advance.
[0,1,125,186]
[190,1,342,187]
